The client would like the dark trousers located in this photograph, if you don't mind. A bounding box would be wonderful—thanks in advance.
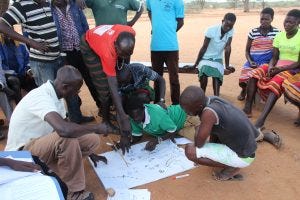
[151,51,180,104]
[65,49,101,108]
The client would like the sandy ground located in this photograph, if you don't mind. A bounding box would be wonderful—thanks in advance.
[1,7,300,200]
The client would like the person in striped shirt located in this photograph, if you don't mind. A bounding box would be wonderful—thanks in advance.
[0,0,63,87]
[0,0,93,125]
[238,7,280,101]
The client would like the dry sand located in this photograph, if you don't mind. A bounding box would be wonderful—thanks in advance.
[1,7,300,200]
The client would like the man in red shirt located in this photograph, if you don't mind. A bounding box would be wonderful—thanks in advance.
[80,25,135,153]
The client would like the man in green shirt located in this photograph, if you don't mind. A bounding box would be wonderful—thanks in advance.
[77,0,144,26]
[126,97,187,151]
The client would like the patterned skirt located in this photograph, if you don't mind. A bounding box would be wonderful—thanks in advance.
[248,60,298,101]
[282,73,300,106]
[80,34,110,103]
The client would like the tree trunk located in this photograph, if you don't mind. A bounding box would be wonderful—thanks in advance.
[0,0,9,16]
[243,0,250,12]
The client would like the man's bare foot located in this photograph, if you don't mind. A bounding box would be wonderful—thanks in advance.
[213,167,243,181]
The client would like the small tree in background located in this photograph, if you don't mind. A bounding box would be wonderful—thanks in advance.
[227,0,239,10]
[243,0,250,12]
[196,0,206,9]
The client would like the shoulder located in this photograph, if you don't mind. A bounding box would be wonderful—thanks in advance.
[208,24,219,31]
[145,104,165,113]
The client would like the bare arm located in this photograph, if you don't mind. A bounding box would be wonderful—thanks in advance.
[0,21,49,52]
[193,37,211,68]
[269,50,300,76]
[0,157,41,172]
[224,37,232,69]
[107,76,131,134]
[245,37,256,67]
[127,5,144,27]
[176,18,184,32]
[147,11,151,21]
[44,112,110,138]
[268,47,279,69]
[194,109,217,148]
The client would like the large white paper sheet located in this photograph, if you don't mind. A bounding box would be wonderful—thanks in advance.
[0,174,61,200]
[0,156,37,185]
[90,140,195,189]
[107,189,151,200]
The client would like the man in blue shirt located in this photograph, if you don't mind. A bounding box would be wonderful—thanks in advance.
[0,34,37,102]
[146,0,184,105]
[117,63,166,107]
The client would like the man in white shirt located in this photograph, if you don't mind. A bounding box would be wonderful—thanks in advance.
[5,65,113,200]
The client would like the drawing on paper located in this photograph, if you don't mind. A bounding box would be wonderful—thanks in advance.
[90,140,195,189]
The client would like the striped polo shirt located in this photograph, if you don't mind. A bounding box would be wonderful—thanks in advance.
[1,0,60,61]
[248,26,280,54]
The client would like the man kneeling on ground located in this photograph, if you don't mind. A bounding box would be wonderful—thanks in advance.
[180,86,257,181]
[5,65,115,200]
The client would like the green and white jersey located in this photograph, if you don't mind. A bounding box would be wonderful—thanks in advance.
[130,104,186,137]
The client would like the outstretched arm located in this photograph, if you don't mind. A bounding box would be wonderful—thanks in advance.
[194,109,217,148]
[0,157,41,172]
[127,5,144,27]
[107,76,131,154]
[44,112,112,138]
[0,21,49,52]
[224,37,232,69]
[192,37,210,68]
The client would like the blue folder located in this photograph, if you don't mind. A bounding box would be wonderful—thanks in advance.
[0,151,65,200]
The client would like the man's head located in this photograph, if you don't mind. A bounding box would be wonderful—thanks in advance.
[117,65,132,87]
[260,7,274,29]
[284,9,300,33]
[179,86,207,116]
[114,32,135,59]
[125,96,145,124]
[54,65,83,99]
[221,13,236,33]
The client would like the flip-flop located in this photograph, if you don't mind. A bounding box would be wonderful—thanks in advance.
[270,130,282,150]
[255,127,264,142]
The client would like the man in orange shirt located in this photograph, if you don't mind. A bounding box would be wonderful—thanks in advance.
[80,25,135,153]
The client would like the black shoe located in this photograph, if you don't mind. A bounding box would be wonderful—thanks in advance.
[79,116,95,124]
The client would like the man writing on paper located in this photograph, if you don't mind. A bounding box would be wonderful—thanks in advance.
[5,66,115,200]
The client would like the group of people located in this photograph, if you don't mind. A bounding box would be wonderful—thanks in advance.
[0,0,299,199]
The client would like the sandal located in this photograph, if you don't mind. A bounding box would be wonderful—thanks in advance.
[213,171,244,181]
[270,130,282,150]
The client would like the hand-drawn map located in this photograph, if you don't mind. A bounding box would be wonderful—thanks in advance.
[90,140,195,189]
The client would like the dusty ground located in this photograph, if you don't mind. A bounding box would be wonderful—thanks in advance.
[1,7,300,200]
